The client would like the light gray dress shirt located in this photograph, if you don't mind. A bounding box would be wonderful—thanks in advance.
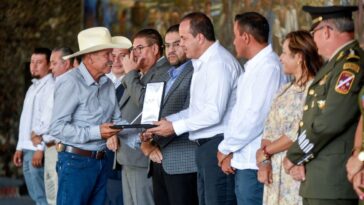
[49,63,125,151]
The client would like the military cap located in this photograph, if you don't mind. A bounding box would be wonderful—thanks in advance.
[302,5,358,30]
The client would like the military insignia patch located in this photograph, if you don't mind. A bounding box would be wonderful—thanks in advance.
[346,49,360,60]
[297,130,314,154]
[319,74,329,85]
[336,51,344,61]
[317,100,326,109]
[343,62,360,73]
[335,71,355,94]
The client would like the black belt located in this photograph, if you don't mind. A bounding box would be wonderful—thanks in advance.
[194,134,223,146]
[56,143,105,160]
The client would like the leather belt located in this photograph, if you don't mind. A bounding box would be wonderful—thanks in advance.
[194,134,223,146]
[56,143,105,160]
[45,141,56,148]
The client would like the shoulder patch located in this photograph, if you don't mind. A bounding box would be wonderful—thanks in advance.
[335,71,355,94]
[343,62,360,73]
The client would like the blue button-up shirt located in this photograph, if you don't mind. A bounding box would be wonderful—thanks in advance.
[164,61,189,94]
[49,63,125,151]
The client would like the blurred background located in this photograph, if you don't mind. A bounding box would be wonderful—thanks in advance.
[0,0,363,202]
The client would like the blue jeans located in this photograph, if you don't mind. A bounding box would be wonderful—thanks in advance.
[56,151,109,205]
[22,150,47,205]
[235,169,263,205]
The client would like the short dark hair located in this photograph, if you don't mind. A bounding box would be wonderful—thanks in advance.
[181,12,216,41]
[133,28,164,56]
[166,24,179,34]
[235,12,269,44]
[52,47,74,64]
[33,47,51,63]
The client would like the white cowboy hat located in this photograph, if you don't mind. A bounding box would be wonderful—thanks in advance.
[111,36,132,49]
[63,27,131,60]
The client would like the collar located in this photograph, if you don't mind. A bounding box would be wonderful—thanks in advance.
[106,72,124,84]
[168,60,190,79]
[244,44,273,72]
[156,56,167,67]
[192,41,219,72]
[329,39,355,61]
[79,62,108,86]
[32,73,53,86]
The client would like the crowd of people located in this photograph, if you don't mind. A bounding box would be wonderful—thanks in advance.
[12,4,364,205]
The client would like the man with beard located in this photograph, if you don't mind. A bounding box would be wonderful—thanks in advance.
[140,24,198,205]
[13,47,53,205]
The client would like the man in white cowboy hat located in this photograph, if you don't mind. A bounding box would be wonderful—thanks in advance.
[49,27,130,205]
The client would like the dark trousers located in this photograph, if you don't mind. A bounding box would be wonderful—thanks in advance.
[195,134,237,205]
[152,162,198,205]
[303,198,358,205]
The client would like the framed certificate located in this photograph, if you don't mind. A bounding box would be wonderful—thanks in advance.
[110,82,165,129]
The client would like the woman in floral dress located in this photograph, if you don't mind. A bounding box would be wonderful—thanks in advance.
[256,30,323,205]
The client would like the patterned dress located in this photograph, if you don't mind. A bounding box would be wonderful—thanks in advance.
[262,81,311,205]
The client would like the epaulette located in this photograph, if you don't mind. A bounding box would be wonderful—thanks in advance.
[337,48,360,62]
[346,49,360,61]
[340,48,360,73]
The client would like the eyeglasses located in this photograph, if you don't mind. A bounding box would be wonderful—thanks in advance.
[131,44,153,54]
[310,25,333,36]
[164,40,180,49]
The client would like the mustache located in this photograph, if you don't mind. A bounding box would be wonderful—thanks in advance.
[168,52,177,57]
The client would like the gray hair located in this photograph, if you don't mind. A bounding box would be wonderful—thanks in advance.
[52,47,74,64]
[324,17,354,33]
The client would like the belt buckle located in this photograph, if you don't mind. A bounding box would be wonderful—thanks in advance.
[95,151,105,159]
[56,143,65,152]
